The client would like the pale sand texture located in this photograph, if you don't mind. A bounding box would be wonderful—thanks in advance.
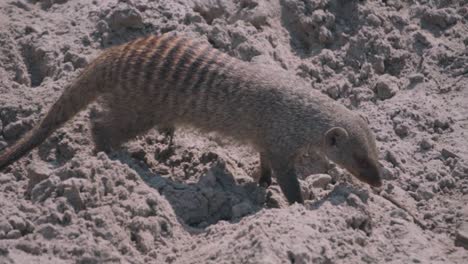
[0,0,467,263]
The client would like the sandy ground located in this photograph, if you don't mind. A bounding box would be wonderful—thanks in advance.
[0,0,467,263]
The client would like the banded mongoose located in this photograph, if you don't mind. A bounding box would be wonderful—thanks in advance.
[0,33,383,204]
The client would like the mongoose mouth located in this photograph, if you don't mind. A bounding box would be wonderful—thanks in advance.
[352,172,383,188]
[351,170,382,188]
[347,159,383,188]
[365,176,383,188]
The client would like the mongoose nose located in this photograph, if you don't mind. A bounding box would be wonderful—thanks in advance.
[370,178,383,188]
[357,160,383,188]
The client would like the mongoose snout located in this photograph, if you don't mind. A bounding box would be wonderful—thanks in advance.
[0,33,383,204]
[321,118,383,189]
[350,155,383,188]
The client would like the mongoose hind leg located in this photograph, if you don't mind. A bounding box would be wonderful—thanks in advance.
[269,155,303,204]
[258,152,272,187]
[91,107,155,153]
[91,117,117,153]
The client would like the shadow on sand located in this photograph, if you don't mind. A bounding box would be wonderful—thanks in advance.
[110,150,266,230]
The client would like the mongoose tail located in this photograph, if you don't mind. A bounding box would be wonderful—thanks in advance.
[0,59,105,170]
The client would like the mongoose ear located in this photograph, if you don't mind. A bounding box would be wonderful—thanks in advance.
[324,127,349,148]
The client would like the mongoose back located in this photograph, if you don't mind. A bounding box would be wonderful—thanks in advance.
[0,33,383,204]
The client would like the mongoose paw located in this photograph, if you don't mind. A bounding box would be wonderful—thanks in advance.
[92,145,113,155]
[258,174,272,188]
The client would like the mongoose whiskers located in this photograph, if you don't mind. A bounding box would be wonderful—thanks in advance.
[0,33,383,204]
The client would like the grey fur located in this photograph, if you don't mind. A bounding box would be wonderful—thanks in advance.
[0,34,383,204]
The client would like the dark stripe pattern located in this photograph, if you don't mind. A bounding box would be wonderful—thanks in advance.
[124,37,159,105]
[100,35,240,122]
[143,34,178,94]
[157,37,189,104]
[183,48,219,116]
[179,45,213,93]
[130,36,159,86]
[113,42,133,77]
[117,38,147,85]
[121,37,154,89]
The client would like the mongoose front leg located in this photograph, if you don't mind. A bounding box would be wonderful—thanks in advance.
[258,152,272,187]
[91,107,155,153]
[91,117,116,153]
[157,126,175,146]
[270,158,303,204]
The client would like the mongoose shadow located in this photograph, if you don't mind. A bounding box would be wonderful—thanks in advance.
[109,149,266,228]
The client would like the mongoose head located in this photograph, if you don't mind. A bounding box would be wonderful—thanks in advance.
[320,116,383,188]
